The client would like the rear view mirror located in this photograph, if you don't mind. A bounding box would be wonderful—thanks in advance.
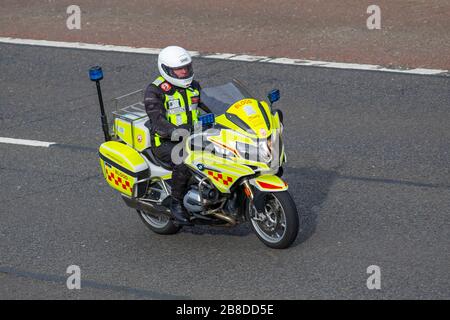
[267,89,280,104]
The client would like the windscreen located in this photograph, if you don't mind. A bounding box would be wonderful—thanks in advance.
[200,79,254,115]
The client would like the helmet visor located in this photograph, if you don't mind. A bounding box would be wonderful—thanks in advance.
[163,63,193,80]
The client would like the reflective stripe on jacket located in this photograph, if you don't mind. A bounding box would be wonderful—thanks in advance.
[145,76,200,147]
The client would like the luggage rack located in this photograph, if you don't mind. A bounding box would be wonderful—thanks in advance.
[109,89,149,140]
[111,89,146,119]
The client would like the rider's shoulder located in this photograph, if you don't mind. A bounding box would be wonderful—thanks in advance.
[147,78,173,95]
[190,80,201,91]
[145,82,163,95]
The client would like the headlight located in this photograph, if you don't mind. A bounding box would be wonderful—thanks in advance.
[258,140,272,163]
[213,142,235,158]
[269,130,284,169]
[236,141,248,157]
[236,140,272,163]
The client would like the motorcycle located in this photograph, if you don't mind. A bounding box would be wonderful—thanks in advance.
[90,66,299,249]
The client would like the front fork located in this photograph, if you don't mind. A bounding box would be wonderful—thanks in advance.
[242,181,266,222]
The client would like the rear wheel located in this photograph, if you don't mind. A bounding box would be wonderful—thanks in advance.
[247,191,299,249]
[137,210,181,235]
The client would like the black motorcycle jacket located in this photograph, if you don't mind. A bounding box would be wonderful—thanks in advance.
[144,79,206,141]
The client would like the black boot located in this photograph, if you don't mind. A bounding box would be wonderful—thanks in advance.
[170,198,191,226]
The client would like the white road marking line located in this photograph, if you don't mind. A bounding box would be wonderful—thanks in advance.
[0,37,447,76]
[202,53,236,59]
[0,37,159,55]
[395,68,447,75]
[0,37,200,57]
[229,54,270,62]
[0,137,56,148]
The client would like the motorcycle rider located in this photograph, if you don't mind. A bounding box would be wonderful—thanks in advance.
[144,46,204,225]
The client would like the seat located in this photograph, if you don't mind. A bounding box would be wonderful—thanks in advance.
[142,148,173,171]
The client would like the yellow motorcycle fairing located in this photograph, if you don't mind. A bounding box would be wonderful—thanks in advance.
[249,174,288,192]
[185,149,256,193]
[183,97,288,193]
[214,98,286,166]
[215,99,273,139]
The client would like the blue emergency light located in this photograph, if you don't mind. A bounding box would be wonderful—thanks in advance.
[89,66,104,81]
[199,113,215,126]
[267,89,280,104]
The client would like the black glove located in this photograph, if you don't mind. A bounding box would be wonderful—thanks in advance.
[170,124,192,142]
[178,124,193,132]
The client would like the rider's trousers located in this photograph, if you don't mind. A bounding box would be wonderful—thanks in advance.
[152,141,191,201]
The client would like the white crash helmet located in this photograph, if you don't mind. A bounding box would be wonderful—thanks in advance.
[158,46,194,88]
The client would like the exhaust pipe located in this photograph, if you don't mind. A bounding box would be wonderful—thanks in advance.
[211,211,237,226]
[123,195,237,226]
[121,195,171,217]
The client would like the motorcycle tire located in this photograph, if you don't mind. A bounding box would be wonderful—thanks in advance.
[137,210,181,235]
[247,191,299,249]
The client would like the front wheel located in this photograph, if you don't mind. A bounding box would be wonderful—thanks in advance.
[247,191,299,249]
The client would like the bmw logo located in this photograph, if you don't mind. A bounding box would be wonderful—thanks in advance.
[197,164,204,170]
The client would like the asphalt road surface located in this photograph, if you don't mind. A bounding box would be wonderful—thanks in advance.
[0,43,449,299]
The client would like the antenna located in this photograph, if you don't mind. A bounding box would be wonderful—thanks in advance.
[89,66,111,141]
